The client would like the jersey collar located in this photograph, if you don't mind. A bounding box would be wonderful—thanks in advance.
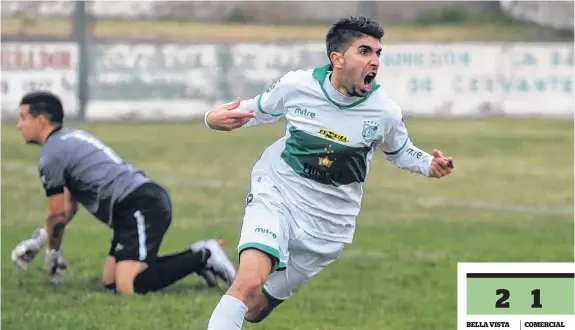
[312,64,380,110]
[45,126,63,142]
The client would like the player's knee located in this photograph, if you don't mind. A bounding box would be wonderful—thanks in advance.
[230,272,267,298]
[114,260,147,295]
[115,277,135,295]
[229,249,273,300]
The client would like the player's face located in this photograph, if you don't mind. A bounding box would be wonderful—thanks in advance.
[16,105,43,144]
[341,35,381,97]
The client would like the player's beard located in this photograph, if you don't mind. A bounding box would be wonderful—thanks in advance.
[340,72,363,97]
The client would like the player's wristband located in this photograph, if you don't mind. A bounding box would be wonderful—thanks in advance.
[204,110,213,129]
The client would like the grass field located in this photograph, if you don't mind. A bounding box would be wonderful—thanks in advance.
[1,119,573,330]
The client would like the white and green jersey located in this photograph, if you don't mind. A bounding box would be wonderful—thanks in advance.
[208,64,433,243]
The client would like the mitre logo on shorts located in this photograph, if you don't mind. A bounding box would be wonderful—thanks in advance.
[255,227,277,239]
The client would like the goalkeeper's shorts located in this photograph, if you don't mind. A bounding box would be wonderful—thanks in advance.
[108,182,172,263]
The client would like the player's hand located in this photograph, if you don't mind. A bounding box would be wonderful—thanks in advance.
[45,249,67,285]
[428,149,454,178]
[206,97,256,131]
[11,239,43,272]
[10,228,48,272]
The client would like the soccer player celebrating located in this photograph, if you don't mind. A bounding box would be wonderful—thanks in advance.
[203,16,454,329]
[10,91,236,294]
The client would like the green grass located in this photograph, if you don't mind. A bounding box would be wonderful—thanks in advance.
[1,119,573,330]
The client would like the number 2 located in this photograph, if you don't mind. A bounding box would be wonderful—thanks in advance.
[495,289,510,308]
[494,288,543,308]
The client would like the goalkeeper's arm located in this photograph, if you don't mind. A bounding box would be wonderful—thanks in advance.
[45,189,77,251]
[10,189,75,272]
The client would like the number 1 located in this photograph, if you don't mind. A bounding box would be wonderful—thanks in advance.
[531,289,542,308]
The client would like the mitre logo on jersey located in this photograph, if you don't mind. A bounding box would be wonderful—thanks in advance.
[318,129,349,143]
[294,106,316,118]
[362,121,379,142]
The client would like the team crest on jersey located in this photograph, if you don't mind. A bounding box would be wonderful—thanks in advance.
[362,121,379,142]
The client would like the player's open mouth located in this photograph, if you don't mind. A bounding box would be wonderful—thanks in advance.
[361,72,377,92]
[364,72,376,85]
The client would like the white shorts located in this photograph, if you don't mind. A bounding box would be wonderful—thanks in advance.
[238,172,344,301]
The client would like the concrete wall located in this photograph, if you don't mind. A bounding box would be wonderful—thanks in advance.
[1,1,497,24]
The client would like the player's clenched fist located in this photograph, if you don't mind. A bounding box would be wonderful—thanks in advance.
[205,97,256,131]
[429,149,454,178]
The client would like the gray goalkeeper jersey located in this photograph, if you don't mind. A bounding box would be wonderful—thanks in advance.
[38,127,150,226]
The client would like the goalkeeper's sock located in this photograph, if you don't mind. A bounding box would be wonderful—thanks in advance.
[155,250,192,263]
[133,249,210,294]
[207,294,248,330]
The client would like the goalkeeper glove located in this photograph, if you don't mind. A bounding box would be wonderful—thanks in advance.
[11,228,47,272]
[45,248,67,285]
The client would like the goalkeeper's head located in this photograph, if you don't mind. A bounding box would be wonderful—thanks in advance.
[326,16,384,98]
[16,91,65,145]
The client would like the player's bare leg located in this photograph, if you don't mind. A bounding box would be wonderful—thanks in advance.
[112,239,234,295]
[115,260,148,294]
[207,249,272,329]
[243,290,269,322]
[244,288,284,323]
[102,256,116,290]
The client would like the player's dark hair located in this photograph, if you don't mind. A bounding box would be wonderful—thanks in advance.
[19,91,64,126]
[326,16,384,61]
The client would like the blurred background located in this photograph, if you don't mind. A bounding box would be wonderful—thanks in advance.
[1,0,573,120]
[1,2,574,330]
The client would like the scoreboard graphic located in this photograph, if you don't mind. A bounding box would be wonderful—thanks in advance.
[458,263,575,329]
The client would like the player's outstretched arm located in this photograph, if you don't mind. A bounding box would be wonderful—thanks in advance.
[205,72,295,131]
[204,97,257,131]
[380,115,453,178]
